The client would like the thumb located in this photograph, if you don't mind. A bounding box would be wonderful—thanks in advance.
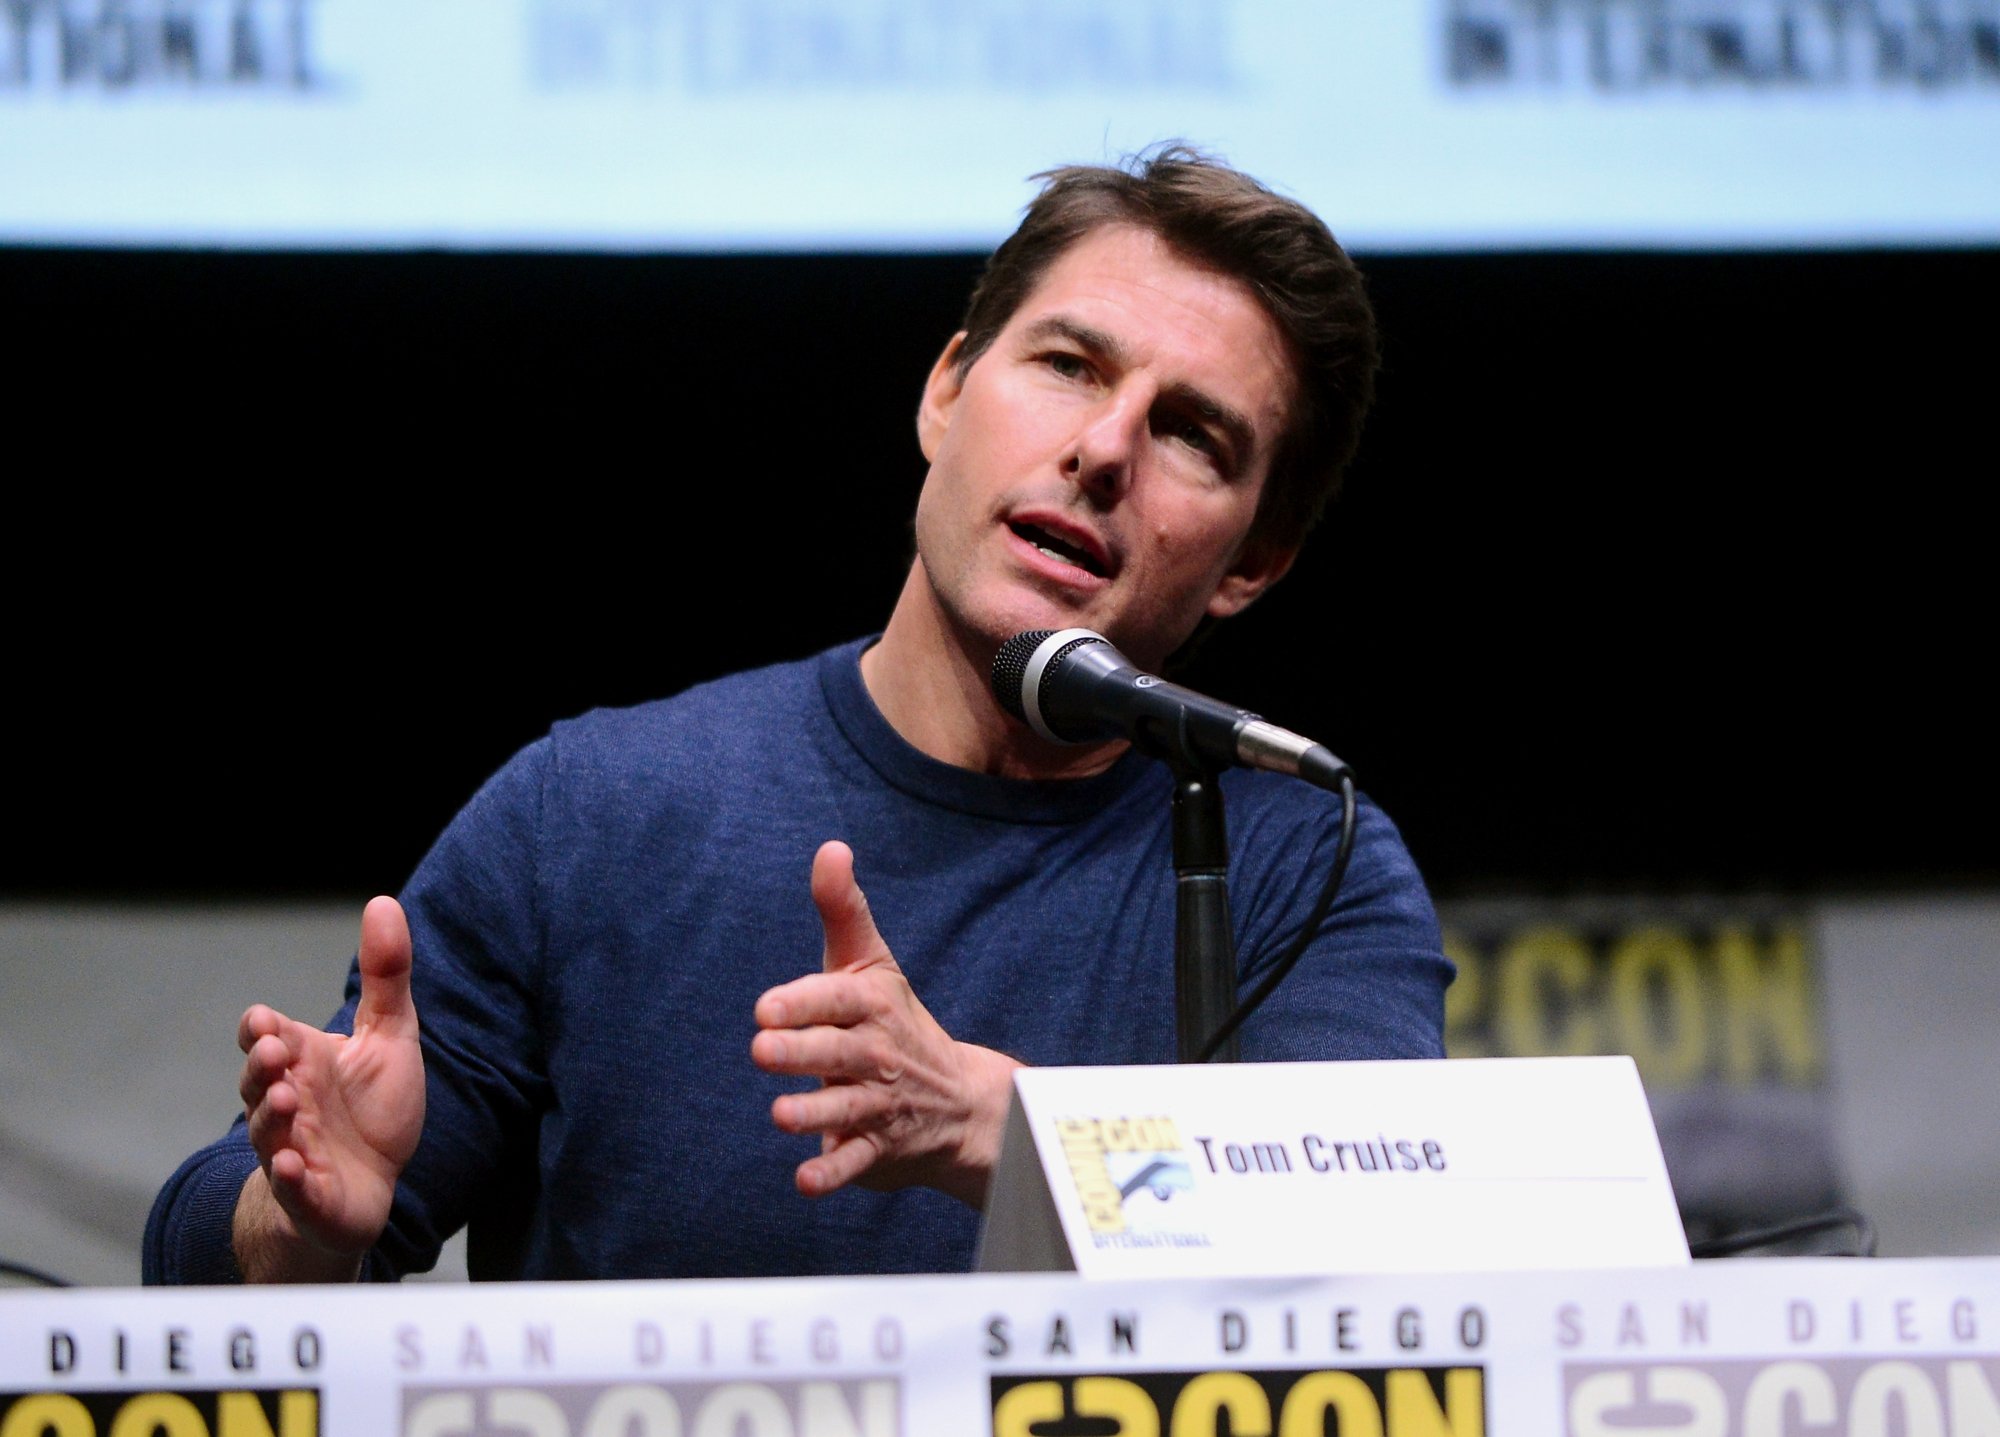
[811,840,896,975]
[354,895,418,1039]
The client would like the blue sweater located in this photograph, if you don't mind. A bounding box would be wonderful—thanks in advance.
[145,638,1451,1283]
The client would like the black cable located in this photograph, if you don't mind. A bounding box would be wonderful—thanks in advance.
[1689,1206,1878,1259]
[1197,771,1358,1061]
[0,1257,74,1287]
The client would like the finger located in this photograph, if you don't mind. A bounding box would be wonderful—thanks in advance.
[770,1082,884,1137]
[238,1033,293,1108]
[354,896,418,1039]
[753,971,886,1032]
[265,1147,333,1232]
[267,1146,308,1195]
[245,1081,298,1160]
[237,1004,286,1055]
[254,1104,341,1238]
[810,841,896,976]
[753,1021,893,1083]
[795,1133,883,1197]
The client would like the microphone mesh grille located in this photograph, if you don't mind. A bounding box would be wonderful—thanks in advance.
[989,630,1055,722]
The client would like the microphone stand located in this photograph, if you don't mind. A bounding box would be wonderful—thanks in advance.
[1165,749,1241,1064]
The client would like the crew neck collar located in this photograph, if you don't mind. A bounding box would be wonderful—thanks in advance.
[817,636,1152,824]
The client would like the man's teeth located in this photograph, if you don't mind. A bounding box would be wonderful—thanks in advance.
[1018,524,1099,574]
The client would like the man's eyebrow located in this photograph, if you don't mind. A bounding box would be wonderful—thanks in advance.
[1021,315,1261,471]
[1021,315,1127,365]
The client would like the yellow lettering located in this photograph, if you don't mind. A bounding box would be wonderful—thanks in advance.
[215,1390,317,1437]
[1058,1120,1100,1150]
[1441,932,1486,1058]
[993,1382,1064,1437]
[1058,1119,1125,1232]
[1494,925,1598,1056]
[1075,1377,1158,1437]
[109,1394,208,1437]
[2,1395,94,1437]
[1716,923,1821,1085]
[1608,925,1707,1087]
[1171,1372,1271,1437]
[1070,1156,1125,1233]
[1090,1118,1179,1152]
[1278,1372,1382,1437]
[1386,1369,1483,1437]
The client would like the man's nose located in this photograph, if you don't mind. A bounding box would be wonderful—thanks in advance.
[1062,386,1150,503]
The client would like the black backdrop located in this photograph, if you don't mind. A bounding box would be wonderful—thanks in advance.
[6,243,1994,901]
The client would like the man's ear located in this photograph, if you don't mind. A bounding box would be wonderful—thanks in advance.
[1206,534,1299,620]
[916,331,970,462]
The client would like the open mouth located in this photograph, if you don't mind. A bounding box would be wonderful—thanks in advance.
[1011,521,1107,579]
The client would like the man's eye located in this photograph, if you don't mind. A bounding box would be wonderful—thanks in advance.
[1171,420,1217,455]
[1045,352,1088,379]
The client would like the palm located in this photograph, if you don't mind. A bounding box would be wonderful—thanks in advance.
[268,1016,424,1251]
[240,895,424,1258]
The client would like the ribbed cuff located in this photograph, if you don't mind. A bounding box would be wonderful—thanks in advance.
[142,1134,258,1286]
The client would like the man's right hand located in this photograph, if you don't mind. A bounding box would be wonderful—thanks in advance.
[232,894,425,1283]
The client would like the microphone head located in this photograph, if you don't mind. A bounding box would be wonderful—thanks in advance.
[989,630,1056,724]
[990,628,1119,742]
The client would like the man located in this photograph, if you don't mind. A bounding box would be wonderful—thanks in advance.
[145,146,1452,1285]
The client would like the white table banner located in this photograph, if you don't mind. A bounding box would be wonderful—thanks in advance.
[6,1257,2000,1435]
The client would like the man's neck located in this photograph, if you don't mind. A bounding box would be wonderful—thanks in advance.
[861,564,1127,781]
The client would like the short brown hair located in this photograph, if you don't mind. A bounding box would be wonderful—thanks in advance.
[955,143,1380,551]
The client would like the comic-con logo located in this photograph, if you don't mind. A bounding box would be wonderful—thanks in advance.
[993,1366,1485,1437]
[0,1388,319,1436]
[401,1379,897,1437]
[1566,1357,2000,1436]
[1056,1116,1197,1238]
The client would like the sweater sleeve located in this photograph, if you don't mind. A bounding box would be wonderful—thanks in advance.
[141,1129,259,1285]
[142,738,555,1285]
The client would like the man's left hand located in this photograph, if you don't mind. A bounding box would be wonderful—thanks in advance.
[751,840,1022,1207]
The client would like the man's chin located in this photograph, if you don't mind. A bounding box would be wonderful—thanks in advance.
[984,614,1178,677]
[979,603,1104,653]
[933,577,1170,671]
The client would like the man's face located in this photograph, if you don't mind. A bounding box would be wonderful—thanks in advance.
[912,224,1299,674]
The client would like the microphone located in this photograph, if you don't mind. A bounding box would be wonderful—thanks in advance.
[990,628,1351,791]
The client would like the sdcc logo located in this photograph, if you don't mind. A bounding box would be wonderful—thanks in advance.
[992,1366,1486,1437]
[1565,1357,2000,1435]
[0,1388,319,1436]
[401,1379,898,1437]
[1055,1117,1197,1238]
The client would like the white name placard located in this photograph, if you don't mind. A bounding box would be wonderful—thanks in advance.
[976,1055,1690,1279]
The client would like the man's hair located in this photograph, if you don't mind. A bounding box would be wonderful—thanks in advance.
[955,143,1381,552]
